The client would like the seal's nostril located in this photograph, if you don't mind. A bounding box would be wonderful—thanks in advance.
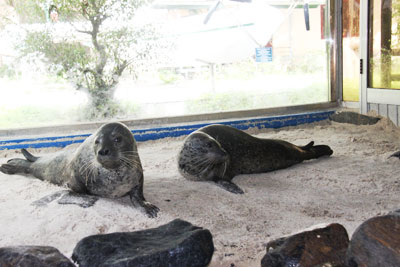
[99,149,110,156]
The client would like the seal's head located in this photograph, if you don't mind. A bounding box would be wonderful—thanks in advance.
[178,132,229,181]
[93,122,138,170]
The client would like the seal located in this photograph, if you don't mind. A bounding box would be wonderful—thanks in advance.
[178,124,333,194]
[0,122,159,218]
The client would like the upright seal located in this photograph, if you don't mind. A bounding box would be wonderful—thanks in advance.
[178,124,333,194]
[0,122,159,218]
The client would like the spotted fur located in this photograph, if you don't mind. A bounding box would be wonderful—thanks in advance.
[0,122,159,218]
[178,132,229,181]
[177,124,333,194]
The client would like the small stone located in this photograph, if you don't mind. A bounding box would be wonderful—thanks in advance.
[0,246,75,267]
[261,223,349,267]
[72,218,214,267]
[346,211,400,267]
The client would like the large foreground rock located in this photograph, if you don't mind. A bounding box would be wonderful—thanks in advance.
[0,246,75,267]
[347,211,400,267]
[72,218,214,267]
[261,223,349,267]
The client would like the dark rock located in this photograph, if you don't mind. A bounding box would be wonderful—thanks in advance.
[329,111,380,125]
[72,218,214,267]
[0,246,75,267]
[261,223,349,267]
[346,212,400,267]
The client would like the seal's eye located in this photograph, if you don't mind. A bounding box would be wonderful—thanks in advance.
[114,137,122,143]
[95,139,100,144]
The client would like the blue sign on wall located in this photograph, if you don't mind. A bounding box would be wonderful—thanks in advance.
[255,47,273,62]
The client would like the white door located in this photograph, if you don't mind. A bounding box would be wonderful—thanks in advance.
[360,0,400,125]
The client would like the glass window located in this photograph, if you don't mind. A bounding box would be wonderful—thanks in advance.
[342,0,360,101]
[368,0,400,89]
[0,0,332,129]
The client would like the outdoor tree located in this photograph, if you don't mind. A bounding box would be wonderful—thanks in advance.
[7,0,163,118]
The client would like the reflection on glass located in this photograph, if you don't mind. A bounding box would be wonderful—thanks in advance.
[369,0,400,89]
[342,0,360,101]
[0,1,331,129]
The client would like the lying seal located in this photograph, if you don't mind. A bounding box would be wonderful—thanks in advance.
[0,122,159,218]
[178,124,333,194]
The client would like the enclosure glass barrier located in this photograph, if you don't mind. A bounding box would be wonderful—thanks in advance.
[0,0,332,129]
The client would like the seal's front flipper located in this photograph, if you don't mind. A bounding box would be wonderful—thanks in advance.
[31,190,69,207]
[129,185,160,218]
[0,159,32,174]
[133,199,160,218]
[57,191,98,208]
[214,179,244,194]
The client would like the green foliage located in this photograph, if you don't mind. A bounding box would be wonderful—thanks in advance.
[83,97,121,119]
[0,105,82,129]
[0,64,20,79]
[6,0,46,23]
[186,92,253,114]
[392,1,400,47]
[10,0,160,119]
[185,80,327,114]
[118,100,141,116]
[216,53,325,82]
[290,51,326,74]
[217,60,279,80]
[158,69,180,84]
[49,0,149,22]
[20,30,90,77]
[0,99,143,129]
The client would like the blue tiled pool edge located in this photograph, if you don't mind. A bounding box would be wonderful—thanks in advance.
[0,110,335,150]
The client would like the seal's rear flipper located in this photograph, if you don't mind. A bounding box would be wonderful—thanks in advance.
[300,141,314,151]
[0,159,32,174]
[32,190,98,208]
[57,191,98,208]
[31,190,69,207]
[302,144,333,160]
[389,151,400,159]
[310,145,333,158]
[21,148,39,162]
[214,179,244,194]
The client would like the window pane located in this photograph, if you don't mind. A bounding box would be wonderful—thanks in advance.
[0,0,331,129]
[368,0,400,89]
[342,0,360,101]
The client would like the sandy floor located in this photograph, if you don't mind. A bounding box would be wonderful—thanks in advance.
[0,118,400,266]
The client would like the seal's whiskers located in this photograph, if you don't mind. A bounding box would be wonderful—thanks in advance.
[119,154,142,171]
[220,161,228,178]
[191,157,218,175]
[121,150,139,155]
[79,159,96,186]
[88,161,97,185]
